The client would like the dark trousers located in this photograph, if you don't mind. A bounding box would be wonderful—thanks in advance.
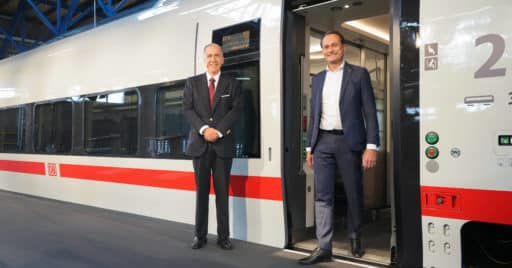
[313,131,363,250]
[193,144,233,240]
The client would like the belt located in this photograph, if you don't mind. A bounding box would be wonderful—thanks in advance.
[320,129,344,135]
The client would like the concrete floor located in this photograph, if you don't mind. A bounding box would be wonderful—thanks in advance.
[0,190,374,268]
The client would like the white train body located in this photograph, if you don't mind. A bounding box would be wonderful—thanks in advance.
[420,0,512,267]
[0,0,285,248]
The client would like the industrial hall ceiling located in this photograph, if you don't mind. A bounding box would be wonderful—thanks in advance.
[0,0,156,59]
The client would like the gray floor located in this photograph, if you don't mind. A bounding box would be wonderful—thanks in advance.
[0,190,366,268]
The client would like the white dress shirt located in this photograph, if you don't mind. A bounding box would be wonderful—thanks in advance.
[319,62,344,131]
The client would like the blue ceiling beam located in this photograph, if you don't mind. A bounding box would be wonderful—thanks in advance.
[115,0,129,11]
[96,0,116,17]
[26,0,58,35]
[69,5,95,28]
[0,0,160,60]
[0,27,24,52]
[33,0,70,9]
[62,0,81,33]
[0,1,28,57]
[56,0,61,33]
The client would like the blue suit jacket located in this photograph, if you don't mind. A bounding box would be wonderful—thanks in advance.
[307,62,380,152]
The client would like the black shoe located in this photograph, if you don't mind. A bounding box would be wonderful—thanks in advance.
[217,238,233,250]
[298,247,332,265]
[350,238,365,258]
[191,237,207,249]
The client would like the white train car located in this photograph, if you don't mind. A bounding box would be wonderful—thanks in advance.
[0,0,285,247]
[0,0,511,267]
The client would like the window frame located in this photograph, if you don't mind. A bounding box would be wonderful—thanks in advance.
[33,99,74,154]
[82,88,142,156]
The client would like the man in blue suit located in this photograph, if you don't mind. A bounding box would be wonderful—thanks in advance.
[299,31,379,265]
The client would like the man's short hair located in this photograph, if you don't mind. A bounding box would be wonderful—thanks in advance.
[320,31,345,48]
[203,43,224,56]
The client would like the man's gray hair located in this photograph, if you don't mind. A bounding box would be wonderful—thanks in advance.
[203,43,224,56]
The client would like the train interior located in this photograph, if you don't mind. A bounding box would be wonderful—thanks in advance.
[289,0,393,264]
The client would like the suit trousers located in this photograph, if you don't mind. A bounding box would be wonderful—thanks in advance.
[193,143,233,240]
[313,131,363,251]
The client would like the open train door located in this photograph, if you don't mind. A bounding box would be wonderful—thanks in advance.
[283,0,423,267]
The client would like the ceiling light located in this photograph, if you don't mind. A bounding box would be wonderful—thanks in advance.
[344,20,389,42]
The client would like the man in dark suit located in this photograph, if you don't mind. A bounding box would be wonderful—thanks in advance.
[183,43,242,250]
[299,31,379,265]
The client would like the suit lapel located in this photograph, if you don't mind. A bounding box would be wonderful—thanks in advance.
[340,63,352,104]
[198,74,212,112]
[315,71,326,121]
[212,74,228,112]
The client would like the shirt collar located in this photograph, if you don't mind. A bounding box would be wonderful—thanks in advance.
[325,61,345,72]
[206,72,221,82]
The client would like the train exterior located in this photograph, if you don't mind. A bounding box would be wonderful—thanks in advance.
[0,0,285,248]
[419,0,512,267]
[0,1,511,267]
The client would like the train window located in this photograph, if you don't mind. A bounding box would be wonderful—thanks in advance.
[155,83,189,157]
[0,108,24,152]
[223,60,260,158]
[34,101,72,153]
[84,90,139,155]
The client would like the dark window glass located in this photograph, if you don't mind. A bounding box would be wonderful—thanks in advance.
[212,19,260,58]
[155,83,189,157]
[34,101,72,153]
[0,108,24,152]
[84,91,139,155]
[223,60,260,158]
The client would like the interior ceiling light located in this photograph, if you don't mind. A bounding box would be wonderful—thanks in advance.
[344,4,350,8]
[344,20,389,42]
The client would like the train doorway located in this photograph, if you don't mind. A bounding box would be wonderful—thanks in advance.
[284,0,393,265]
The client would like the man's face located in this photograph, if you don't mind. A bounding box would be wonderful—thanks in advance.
[205,45,224,75]
[322,34,345,65]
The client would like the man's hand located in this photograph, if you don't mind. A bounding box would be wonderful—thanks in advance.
[362,149,377,170]
[203,127,220,142]
[306,152,314,169]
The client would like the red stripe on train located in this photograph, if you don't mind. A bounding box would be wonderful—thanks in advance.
[421,186,512,225]
[59,164,283,201]
[0,160,46,175]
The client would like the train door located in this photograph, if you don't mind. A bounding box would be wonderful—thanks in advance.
[284,0,393,265]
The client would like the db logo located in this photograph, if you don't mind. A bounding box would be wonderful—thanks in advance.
[47,163,58,176]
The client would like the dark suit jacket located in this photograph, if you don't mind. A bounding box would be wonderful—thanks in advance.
[183,73,242,158]
[307,62,380,152]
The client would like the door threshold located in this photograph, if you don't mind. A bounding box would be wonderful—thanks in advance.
[288,245,390,267]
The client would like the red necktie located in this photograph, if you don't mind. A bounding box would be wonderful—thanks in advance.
[208,78,215,108]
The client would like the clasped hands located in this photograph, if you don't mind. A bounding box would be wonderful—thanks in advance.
[203,127,220,142]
